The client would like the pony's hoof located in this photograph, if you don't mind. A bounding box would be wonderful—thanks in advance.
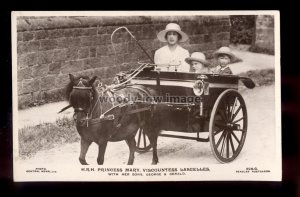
[151,161,158,165]
[97,159,104,165]
[79,158,88,165]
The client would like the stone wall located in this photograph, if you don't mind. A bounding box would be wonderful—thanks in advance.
[17,16,231,109]
[253,15,274,54]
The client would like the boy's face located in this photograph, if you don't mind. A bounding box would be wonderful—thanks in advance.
[191,61,204,73]
[218,54,231,67]
[166,31,179,46]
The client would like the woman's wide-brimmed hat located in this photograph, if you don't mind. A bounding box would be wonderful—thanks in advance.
[185,52,209,66]
[213,46,236,61]
[157,23,189,43]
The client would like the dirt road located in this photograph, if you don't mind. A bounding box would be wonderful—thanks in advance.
[16,84,276,166]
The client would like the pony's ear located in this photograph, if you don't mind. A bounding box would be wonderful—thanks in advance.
[89,76,97,85]
[69,74,75,82]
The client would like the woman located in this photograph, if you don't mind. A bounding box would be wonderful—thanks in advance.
[154,23,190,72]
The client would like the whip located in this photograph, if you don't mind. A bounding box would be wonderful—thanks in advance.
[110,26,154,64]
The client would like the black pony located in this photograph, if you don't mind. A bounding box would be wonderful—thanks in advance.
[66,74,160,165]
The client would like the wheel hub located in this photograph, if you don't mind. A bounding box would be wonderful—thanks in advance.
[226,123,240,130]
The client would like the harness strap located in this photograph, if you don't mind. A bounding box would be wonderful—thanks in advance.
[79,114,115,126]
[108,104,131,139]
[127,105,152,115]
[120,104,151,130]
[114,85,155,102]
[113,105,127,128]
[134,105,145,128]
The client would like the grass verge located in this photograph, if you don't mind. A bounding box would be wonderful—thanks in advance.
[18,117,79,159]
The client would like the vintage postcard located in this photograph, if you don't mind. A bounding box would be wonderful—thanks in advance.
[12,11,281,181]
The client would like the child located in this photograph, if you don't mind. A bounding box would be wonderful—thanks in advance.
[212,47,236,75]
[185,52,210,73]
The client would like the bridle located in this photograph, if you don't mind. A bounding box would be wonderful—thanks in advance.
[72,78,98,127]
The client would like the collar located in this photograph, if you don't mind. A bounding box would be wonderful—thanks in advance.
[216,65,230,71]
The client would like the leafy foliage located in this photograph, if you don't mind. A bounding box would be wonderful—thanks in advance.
[230,16,256,44]
[239,69,275,87]
[249,45,275,55]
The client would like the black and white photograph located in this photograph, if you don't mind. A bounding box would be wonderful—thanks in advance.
[12,11,281,181]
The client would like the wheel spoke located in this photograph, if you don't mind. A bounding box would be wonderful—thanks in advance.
[219,100,226,113]
[231,131,240,144]
[214,129,225,135]
[230,97,238,120]
[231,105,242,122]
[226,132,230,158]
[221,100,230,121]
[213,125,221,133]
[220,98,227,111]
[218,110,227,122]
[137,128,142,147]
[229,133,235,153]
[143,131,147,148]
[214,120,226,128]
[232,117,244,124]
[234,129,246,132]
[220,132,227,157]
[216,130,226,148]
[225,98,233,122]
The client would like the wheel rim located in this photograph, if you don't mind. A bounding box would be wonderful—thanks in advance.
[209,90,248,163]
[135,128,152,153]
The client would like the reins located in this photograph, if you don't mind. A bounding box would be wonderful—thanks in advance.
[72,82,155,128]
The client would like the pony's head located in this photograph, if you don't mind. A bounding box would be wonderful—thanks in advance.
[66,74,97,123]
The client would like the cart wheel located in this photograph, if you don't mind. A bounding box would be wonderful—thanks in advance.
[209,89,248,163]
[135,127,152,153]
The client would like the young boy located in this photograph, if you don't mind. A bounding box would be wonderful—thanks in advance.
[185,52,210,73]
[212,47,236,75]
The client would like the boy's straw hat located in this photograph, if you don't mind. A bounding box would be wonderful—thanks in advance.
[214,47,236,61]
[185,52,209,66]
[157,23,189,43]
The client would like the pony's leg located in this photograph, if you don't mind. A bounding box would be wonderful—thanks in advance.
[79,138,92,165]
[125,137,136,165]
[97,140,108,165]
[148,130,159,165]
